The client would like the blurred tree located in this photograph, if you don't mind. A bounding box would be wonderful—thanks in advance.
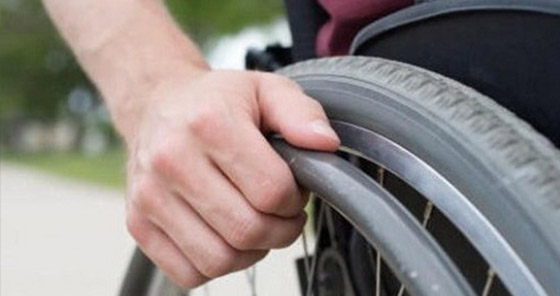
[167,0,284,43]
[0,0,91,122]
[0,0,284,123]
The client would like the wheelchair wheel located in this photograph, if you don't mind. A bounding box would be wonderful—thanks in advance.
[119,57,560,296]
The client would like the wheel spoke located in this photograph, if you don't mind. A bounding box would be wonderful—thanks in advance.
[376,167,385,186]
[305,201,327,296]
[301,226,311,278]
[377,166,407,296]
[301,194,315,277]
[376,251,382,296]
[393,196,434,296]
[396,286,405,296]
[367,245,382,296]
[481,268,496,296]
[421,201,434,228]
[375,167,385,296]
[245,266,257,296]
[325,207,338,249]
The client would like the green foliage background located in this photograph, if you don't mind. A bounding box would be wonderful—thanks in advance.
[1,0,90,122]
[0,0,284,123]
[167,0,283,43]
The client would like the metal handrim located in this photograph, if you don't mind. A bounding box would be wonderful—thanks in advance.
[144,120,545,296]
[325,120,545,296]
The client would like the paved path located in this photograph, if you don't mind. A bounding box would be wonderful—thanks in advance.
[1,163,134,296]
[1,163,306,296]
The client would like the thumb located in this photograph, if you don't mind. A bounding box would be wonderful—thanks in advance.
[256,73,340,151]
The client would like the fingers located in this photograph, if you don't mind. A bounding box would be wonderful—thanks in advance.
[207,120,305,217]
[154,156,306,250]
[140,114,307,251]
[140,186,269,278]
[255,73,340,151]
[126,205,208,289]
[128,174,276,287]
[124,70,327,289]
[151,100,307,218]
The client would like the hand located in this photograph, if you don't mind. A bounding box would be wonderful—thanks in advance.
[124,70,339,288]
[41,0,334,288]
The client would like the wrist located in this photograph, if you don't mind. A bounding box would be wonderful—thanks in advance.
[58,0,211,146]
[110,65,211,148]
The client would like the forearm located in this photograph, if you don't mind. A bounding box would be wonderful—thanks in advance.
[42,0,209,141]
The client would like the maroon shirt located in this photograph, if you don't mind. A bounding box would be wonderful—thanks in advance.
[316,0,413,56]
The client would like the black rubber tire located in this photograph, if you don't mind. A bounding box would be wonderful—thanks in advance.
[279,56,560,295]
[120,56,560,296]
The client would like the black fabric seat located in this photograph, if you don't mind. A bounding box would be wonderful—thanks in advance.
[351,0,560,147]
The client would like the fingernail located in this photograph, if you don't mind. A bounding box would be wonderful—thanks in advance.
[310,120,340,142]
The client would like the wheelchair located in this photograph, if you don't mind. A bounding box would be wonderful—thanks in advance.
[120,1,560,295]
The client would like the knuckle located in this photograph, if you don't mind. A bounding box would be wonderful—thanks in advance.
[150,140,180,176]
[269,217,304,249]
[176,274,207,290]
[132,179,165,214]
[228,211,265,250]
[251,166,297,214]
[252,194,281,215]
[125,211,149,245]
[185,101,227,140]
[278,221,303,248]
[199,247,237,278]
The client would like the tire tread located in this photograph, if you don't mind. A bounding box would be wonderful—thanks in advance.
[280,56,560,219]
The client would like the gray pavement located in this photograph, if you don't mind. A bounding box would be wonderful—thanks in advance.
[0,163,306,296]
[1,163,134,296]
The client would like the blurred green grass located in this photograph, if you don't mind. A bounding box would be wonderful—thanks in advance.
[1,149,126,189]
